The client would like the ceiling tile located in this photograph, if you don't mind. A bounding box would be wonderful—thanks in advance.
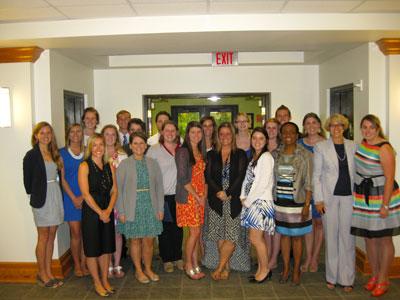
[210,0,285,14]
[132,2,207,16]
[130,0,205,3]
[283,0,363,13]
[58,4,135,19]
[0,0,48,9]
[47,0,126,6]
[0,7,65,22]
[353,0,400,12]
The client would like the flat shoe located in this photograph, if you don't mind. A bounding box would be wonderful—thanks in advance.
[343,285,353,293]
[326,281,336,290]
[135,274,150,284]
[185,269,203,280]
[36,275,57,288]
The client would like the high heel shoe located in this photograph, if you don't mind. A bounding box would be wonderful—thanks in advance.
[371,282,390,297]
[94,285,110,297]
[364,276,378,291]
[249,271,272,283]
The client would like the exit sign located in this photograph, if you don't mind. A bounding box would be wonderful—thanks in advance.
[212,51,238,66]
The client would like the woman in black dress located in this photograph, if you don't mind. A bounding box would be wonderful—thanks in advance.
[78,133,118,297]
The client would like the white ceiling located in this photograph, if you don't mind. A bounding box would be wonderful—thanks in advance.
[0,0,400,68]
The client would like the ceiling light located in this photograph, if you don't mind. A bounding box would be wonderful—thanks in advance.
[207,96,220,102]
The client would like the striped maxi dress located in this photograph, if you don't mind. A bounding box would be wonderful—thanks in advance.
[350,140,400,238]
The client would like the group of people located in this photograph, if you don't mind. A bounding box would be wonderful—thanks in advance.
[23,105,400,297]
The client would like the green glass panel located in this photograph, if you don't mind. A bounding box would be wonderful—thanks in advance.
[210,111,232,127]
[178,112,200,137]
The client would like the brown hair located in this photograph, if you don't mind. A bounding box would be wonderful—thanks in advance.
[116,110,131,119]
[31,121,63,169]
[275,105,292,118]
[129,131,148,144]
[216,122,237,152]
[360,114,386,139]
[200,115,217,148]
[101,124,123,161]
[65,123,84,151]
[81,107,99,126]
[302,112,326,138]
[159,120,180,144]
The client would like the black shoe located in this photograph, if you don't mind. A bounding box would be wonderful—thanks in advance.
[249,271,272,283]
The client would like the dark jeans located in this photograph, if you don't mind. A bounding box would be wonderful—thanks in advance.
[158,195,183,263]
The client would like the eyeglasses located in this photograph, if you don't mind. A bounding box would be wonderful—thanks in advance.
[329,123,344,128]
[236,120,248,124]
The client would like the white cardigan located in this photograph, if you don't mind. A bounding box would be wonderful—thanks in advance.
[240,152,274,208]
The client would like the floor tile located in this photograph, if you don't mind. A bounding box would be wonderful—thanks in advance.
[303,283,340,297]
[272,283,307,298]
[22,285,59,299]
[212,286,243,298]
[149,287,181,299]
[0,284,34,299]
[181,286,211,299]
[117,286,150,299]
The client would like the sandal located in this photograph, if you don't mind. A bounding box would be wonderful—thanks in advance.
[107,267,114,279]
[193,266,206,279]
[211,270,222,281]
[185,268,202,280]
[342,285,353,293]
[326,281,336,290]
[113,266,125,278]
[371,281,390,297]
[364,276,378,291]
[135,272,150,284]
[36,275,57,288]
[220,269,230,280]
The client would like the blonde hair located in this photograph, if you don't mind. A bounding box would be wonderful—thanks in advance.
[31,121,63,170]
[84,133,107,163]
[324,114,349,131]
[235,112,250,123]
[101,124,123,162]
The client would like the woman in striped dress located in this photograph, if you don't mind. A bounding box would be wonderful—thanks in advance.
[274,122,312,285]
[351,114,400,297]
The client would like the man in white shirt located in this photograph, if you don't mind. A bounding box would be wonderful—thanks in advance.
[147,111,171,146]
[116,110,131,146]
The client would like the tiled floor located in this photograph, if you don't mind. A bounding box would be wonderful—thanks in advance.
[1,258,399,299]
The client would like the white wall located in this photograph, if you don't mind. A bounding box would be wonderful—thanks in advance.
[0,63,37,261]
[49,50,94,257]
[319,43,369,142]
[94,65,319,126]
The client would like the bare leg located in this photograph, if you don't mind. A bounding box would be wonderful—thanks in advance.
[87,257,106,294]
[301,231,313,272]
[143,237,158,278]
[377,237,394,283]
[69,221,83,274]
[36,227,50,283]
[310,218,323,271]
[365,238,380,278]
[113,233,123,267]
[131,239,147,279]
[280,235,291,280]
[292,237,303,284]
[99,254,112,290]
[268,232,281,269]
[249,228,269,281]
[264,232,273,261]
[213,240,235,277]
[185,226,201,271]
[45,226,58,279]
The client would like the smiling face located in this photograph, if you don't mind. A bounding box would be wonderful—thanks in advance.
[130,136,147,157]
[35,125,52,146]
[251,131,267,154]
[276,109,291,125]
[103,127,117,147]
[361,119,379,142]
[188,126,203,146]
[235,115,249,132]
[219,126,233,148]
[68,125,83,145]
[265,121,278,140]
[304,116,321,137]
[162,123,177,144]
[281,123,298,147]
[91,137,105,160]
[83,111,98,130]
[202,119,214,139]
[117,112,131,131]
[329,121,345,140]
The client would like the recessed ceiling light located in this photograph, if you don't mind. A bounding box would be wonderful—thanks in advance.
[207,96,220,102]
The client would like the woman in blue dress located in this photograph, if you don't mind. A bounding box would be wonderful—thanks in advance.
[60,124,88,277]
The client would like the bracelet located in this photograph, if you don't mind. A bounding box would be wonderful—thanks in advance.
[382,204,389,210]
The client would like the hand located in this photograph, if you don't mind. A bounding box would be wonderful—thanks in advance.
[119,214,126,224]
[99,210,110,223]
[240,197,246,205]
[216,191,228,201]
[72,195,83,209]
[157,212,164,221]
[315,203,325,215]
[198,194,206,207]
[380,205,389,219]
[301,205,310,221]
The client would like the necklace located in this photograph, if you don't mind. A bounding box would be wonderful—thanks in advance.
[336,151,346,162]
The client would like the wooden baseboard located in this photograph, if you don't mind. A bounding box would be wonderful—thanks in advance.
[0,249,72,283]
[356,246,400,278]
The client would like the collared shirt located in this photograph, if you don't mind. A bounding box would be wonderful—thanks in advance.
[119,131,130,146]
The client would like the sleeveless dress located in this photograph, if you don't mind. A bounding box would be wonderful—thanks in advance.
[351,140,400,237]
[298,138,321,219]
[176,157,206,227]
[60,147,83,222]
[32,161,64,227]
[203,160,251,271]
[81,159,115,257]
[275,154,312,236]
[117,159,163,238]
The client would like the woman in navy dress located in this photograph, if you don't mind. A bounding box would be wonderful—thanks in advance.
[60,124,88,277]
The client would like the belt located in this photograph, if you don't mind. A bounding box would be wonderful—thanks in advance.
[137,188,149,192]
[47,179,57,183]
[357,172,384,206]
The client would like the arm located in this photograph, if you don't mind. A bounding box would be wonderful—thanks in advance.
[176,148,202,204]
[78,162,108,222]
[379,144,395,218]
[61,159,83,209]
[302,152,313,219]
[312,143,325,214]
[106,165,118,219]
[116,162,126,223]
[23,151,33,194]
[153,159,165,220]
